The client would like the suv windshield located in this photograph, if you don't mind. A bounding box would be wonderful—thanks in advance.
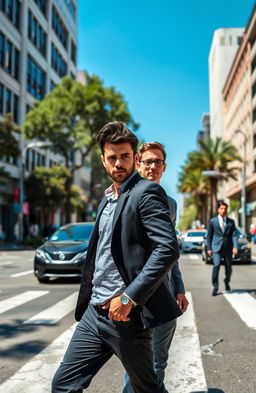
[49,224,94,242]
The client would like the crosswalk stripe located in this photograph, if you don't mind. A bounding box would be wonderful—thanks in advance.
[0,290,49,315]
[223,292,256,329]
[0,323,77,392]
[185,253,200,260]
[165,292,207,393]
[10,269,33,278]
[23,292,78,325]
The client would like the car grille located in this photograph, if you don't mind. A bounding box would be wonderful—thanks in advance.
[47,252,78,261]
[191,242,202,246]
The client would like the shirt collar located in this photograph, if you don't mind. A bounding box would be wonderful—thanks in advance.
[104,171,138,201]
[218,214,226,222]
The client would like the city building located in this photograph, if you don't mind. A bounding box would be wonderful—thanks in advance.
[0,0,86,241]
[222,4,256,230]
[209,27,244,139]
[196,113,210,150]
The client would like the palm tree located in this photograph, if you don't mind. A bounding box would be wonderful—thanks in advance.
[186,137,241,217]
[178,168,209,226]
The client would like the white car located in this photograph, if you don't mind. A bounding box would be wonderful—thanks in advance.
[182,230,207,253]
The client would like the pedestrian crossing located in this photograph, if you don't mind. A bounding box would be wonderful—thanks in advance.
[0,288,256,392]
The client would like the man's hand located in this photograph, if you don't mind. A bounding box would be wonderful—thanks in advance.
[232,247,238,255]
[102,296,132,321]
[207,250,212,256]
[176,293,189,313]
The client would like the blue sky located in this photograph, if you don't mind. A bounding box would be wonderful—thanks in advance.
[77,0,255,215]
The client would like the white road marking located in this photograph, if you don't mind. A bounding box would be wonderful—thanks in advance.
[0,290,49,315]
[0,323,77,393]
[185,253,201,260]
[10,270,33,278]
[224,292,256,329]
[23,292,78,325]
[0,261,13,266]
[165,292,207,393]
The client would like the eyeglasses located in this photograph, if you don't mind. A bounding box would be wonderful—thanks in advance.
[140,159,165,168]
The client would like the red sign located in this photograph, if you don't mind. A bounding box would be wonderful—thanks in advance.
[23,202,30,216]
[13,188,20,202]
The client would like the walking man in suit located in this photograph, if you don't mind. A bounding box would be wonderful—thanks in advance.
[122,142,189,393]
[52,122,181,393]
[207,201,238,296]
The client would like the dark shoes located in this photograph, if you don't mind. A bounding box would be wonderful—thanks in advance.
[212,286,218,296]
[224,281,231,291]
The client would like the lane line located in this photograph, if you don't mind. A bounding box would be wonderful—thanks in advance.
[0,290,49,315]
[0,323,77,392]
[0,261,13,266]
[223,292,256,329]
[23,292,78,325]
[10,270,33,278]
[165,292,207,393]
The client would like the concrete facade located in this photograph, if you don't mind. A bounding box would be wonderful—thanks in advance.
[222,5,256,229]
[209,28,244,139]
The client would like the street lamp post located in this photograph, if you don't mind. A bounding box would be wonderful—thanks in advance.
[19,141,52,242]
[235,129,247,235]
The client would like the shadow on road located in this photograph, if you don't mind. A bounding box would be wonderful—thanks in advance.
[0,319,57,339]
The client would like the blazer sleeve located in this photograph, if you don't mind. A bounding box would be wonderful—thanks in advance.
[171,262,185,294]
[207,219,213,250]
[232,223,238,249]
[124,184,180,306]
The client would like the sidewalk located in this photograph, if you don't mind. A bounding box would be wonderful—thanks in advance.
[0,243,35,251]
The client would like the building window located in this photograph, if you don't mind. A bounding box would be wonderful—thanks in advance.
[253,108,256,124]
[33,0,47,16]
[0,83,3,113]
[70,72,76,80]
[51,43,67,77]
[220,36,225,46]
[0,31,20,79]
[28,10,47,57]
[3,0,21,29]
[0,32,4,66]
[237,36,242,45]
[5,40,12,74]
[52,6,68,48]
[13,93,18,122]
[27,55,46,100]
[71,40,76,65]
[63,0,76,21]
[5,88,11,113]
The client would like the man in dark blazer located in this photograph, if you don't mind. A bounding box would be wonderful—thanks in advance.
[207,201,238,296]
[52,122,181,393]
[122,142,188,393]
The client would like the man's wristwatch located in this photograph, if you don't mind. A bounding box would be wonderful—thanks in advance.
[120,294,133,306]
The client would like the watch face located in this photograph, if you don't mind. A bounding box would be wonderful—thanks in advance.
[121,295,129,305]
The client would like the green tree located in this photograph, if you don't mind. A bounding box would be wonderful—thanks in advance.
[23,74,139,222]
[25,166,82,233]
[186,137,241,217]
[178,168,209,226]
[0,114,20,179]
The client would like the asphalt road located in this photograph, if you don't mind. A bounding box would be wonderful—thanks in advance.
[0,250,255,393]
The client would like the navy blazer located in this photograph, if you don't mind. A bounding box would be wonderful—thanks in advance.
[207,216,238,253]
[75,173,182,328]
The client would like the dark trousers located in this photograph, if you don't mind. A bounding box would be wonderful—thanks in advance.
[52,303,168,393]
[212,248,232,288]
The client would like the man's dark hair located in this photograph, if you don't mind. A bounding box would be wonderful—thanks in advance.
[217,201,228,208]
[96,121,138,154]
[138,142,166,161]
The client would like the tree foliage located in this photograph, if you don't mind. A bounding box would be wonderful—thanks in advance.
[23,74,139,221]
[0,114,20,160]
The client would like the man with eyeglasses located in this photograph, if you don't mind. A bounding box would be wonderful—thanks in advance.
[122,142,189,393]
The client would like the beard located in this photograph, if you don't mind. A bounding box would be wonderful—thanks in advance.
[106,162,136,184]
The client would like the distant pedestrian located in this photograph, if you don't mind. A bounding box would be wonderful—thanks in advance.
[122,142,189,393]
[52,121,181,393]
[207,201,238,296]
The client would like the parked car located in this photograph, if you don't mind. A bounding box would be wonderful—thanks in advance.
[34,222,95,283]
[182,229,207,253]
[176,229,182,249]
[201,229,251,264]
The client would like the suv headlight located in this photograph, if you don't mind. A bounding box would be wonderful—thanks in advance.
[35,249,48,260]
[74,250,87,262]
